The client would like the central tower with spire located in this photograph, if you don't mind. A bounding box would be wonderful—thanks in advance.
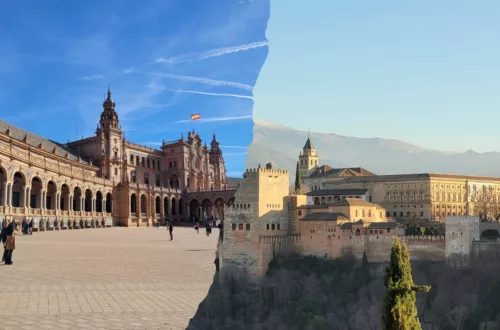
[96,88,123,182]
[298,134,320,177]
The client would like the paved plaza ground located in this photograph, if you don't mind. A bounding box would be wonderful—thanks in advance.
[0,226,219,329]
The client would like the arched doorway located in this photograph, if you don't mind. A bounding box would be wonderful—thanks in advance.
[171,197,177,215]
[140,194,147,217]
[202,198,212,219]
[178,198,183,216]
[73,187,82,211]
[214,198,225,220]
[130,194,137,215]
[163,197,169,217]
[190,199,200,220]
[96,191,103,212]
[46,181,57,209]
[84,189,93,212]
[12,172,26,208]
[30,177,43,209]
[314,197,320,205]
[106,193,112,213]
[169,175,179,189]
[155,196,161,216]
[0,168,5,206]
[60,184,70,210]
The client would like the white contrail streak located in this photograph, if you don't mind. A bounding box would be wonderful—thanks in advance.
[163,89,253,100]
[154,41,268,64]
[140,72,253,91]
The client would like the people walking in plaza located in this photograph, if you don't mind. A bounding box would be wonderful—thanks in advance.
[205,222,211,237]
[168,222,173,241]
[194,222,200,234]
[4,221,18,265]
[29,219,33,235]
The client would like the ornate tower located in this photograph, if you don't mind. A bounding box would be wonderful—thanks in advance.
[96,88,124,182]
[298,135,319,177]
[210,133,227,189]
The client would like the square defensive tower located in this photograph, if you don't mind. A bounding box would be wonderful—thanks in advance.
[219,166,289,278]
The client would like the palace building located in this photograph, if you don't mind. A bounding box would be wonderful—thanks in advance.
[299,137,500,224]
[0,89,237,229]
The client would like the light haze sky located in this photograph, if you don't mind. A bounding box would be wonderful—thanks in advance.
[254,0,500,152]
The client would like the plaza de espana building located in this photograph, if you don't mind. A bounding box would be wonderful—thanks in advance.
[0,89,238,229]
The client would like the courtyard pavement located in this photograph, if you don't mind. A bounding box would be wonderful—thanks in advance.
[0,226,219,329]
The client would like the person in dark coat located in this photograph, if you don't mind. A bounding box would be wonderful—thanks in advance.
[205,222,211,237]
[4,221,18,265]
[29,220,33,235]
[1,220,7,263]
[168,222,173,241]
[21,219,27,235]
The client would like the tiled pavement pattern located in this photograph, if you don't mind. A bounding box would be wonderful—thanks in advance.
[0,227,218,329]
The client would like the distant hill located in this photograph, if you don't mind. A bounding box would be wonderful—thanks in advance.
[246,119,500,179]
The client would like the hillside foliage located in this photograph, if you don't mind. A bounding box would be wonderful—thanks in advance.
[188,248,500,330]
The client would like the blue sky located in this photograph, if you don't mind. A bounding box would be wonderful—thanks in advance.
[255,0,500,152]
[0,0,269,177]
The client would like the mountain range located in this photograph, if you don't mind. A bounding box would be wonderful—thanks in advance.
[245,119,500,179]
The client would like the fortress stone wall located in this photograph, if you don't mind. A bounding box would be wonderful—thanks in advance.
[219,169,500,280]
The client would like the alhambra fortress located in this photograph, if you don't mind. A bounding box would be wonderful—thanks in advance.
[0,89,239,229]
[219,137,500,278]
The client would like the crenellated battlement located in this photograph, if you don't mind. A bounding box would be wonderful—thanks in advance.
[244,168,289,175]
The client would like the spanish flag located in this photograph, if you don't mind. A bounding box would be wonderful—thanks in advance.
[191,114,201,121]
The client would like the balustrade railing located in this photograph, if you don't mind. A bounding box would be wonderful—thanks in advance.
[0,207,113,218]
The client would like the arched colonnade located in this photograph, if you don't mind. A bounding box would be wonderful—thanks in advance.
[187,197,235,221]
[129,192,182,220]
[0,167,113,214]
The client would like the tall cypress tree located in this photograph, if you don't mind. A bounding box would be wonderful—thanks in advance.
[381,239,430,330]
[294,161,301,193]
[358,251,370,285]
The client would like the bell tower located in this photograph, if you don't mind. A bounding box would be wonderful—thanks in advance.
[298,135,319,177]
[210,133,227,189]
[96,88,124,182]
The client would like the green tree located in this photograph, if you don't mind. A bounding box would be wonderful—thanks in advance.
[295,161,301,193]
[381,239,431,330]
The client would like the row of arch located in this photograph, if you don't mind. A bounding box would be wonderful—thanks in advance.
[0,169,112,213]
[313,196,350,205]
[129,194,236,219]
[130,194,183,217]
[188,197,231,220]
